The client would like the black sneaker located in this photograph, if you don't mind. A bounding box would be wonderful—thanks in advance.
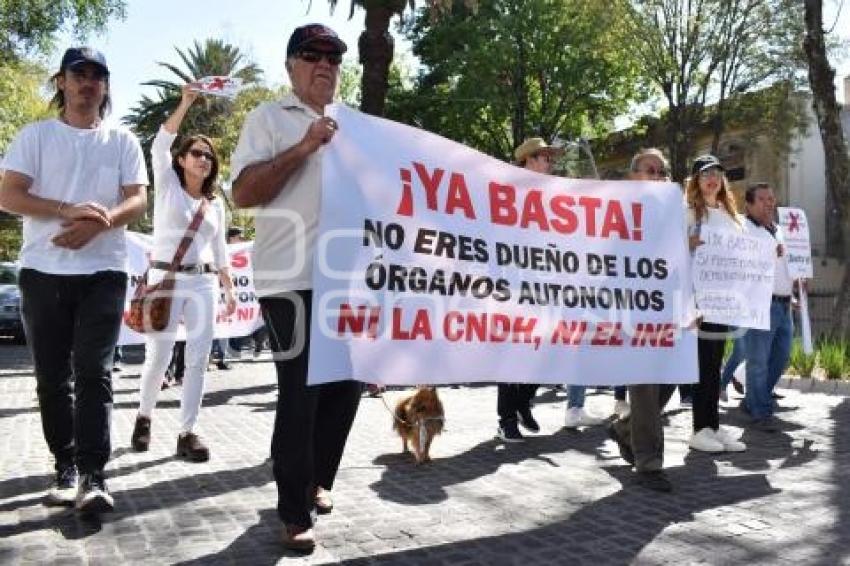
[45,464,78,506]
[76,472,114,515]
[517,408,540,433]
[497,422,524,443]
[636,470,673,493]
[606,423,635,466]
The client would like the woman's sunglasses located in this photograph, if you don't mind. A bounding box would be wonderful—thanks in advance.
[188,148,214,162]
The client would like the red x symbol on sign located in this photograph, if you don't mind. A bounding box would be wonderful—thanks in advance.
[788,212,800,233]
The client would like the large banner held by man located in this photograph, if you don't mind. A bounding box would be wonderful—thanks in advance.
[308,104,699,386]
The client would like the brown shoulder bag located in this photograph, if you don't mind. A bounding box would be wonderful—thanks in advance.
[125,199,209,333]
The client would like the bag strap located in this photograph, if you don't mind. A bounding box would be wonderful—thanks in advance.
[165,199,210,272]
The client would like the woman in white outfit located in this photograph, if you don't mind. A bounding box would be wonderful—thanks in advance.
[131,84,236,461]
[686,155,746,454]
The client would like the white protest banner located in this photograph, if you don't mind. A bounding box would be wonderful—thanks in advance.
[118,234,263,345]
[306,104,698,386]
[692,226,775,330]
[777,207,813,279]
[778,206,814,352]
[192,76,244,100]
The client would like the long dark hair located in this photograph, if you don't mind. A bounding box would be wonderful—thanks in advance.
[172,135,219,200]
[49,70,112,118]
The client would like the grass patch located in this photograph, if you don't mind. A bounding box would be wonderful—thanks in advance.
[818,339,848,380]
[789,338,817,378]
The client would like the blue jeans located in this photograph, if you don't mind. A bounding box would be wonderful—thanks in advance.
[567,385,585,408]
[721,333,746,389]
[744,300,793,419]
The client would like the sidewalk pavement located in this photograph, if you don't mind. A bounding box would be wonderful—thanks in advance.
[1,343,849,565]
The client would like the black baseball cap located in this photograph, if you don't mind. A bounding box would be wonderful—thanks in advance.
[59,47,109,75]
[286,24,347,58]
[691,154,724,175]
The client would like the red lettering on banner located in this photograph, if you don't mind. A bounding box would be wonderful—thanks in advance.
[337,304,380,339]
[630,323,676,347]
[550,195,579,234]
[489,182,518,226]
[487,186,639,240]
[236,306,253,321]
[520,190,549,231]
[230,250,249,269]
[591,322,623,346]
[600,200,629,239]
[550,321,587,345]
[445,173,476,219]
[392,307,432,340]
[414,162,444,212]
[442,311,538,344]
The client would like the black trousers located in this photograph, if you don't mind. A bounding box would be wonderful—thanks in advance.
[260,291,362,528]
[19,268,126,474]
[497,383,537,426]
[613,383,676,472]
[694,322,730,431]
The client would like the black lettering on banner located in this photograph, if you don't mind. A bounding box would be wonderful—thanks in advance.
[363,219,405,250]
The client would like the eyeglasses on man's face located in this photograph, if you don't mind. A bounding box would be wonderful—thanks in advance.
[637,166,668,178]
[298,49,343,66]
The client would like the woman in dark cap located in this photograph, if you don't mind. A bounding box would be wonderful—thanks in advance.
[685,155,746,454]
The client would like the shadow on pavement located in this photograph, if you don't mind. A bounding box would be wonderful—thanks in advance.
[369,425,612,505]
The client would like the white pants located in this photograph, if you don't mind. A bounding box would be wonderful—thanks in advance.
[138,272,217,433]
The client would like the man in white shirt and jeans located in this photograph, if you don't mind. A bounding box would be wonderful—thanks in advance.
[230,24,362,552]
[741,182,793,432]
[0,47,148,514]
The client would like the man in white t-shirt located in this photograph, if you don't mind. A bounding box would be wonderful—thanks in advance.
[0,47,148,514]
[741,182,793,432]
[230,24,361,552]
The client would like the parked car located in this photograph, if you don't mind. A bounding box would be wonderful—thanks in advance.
[0,262,24,343]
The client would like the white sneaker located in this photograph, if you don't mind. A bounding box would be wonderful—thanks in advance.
[714,427,746,452]
[564,407,605,428]
[613,400,631,419]
[689,428,725,452]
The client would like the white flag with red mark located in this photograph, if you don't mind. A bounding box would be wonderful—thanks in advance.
[192,76,244,99]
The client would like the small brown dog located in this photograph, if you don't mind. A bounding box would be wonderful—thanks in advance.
[393,386,444,464]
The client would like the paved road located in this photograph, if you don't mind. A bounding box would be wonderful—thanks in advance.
[0,342,848,565]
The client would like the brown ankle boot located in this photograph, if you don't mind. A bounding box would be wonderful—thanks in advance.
[176,432,210,462]
[131,416,151,452]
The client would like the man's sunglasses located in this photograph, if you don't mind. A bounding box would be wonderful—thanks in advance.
[188,148,215,161]
[298,49,343,65]
[637,166,668,177]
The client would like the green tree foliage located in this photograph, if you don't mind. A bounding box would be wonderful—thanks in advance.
[0,0,126,62]
[386,0,645,161]
[0,59,50,153]
[0,60,50,260]
[323,1,477,116]
[623,0,806,181]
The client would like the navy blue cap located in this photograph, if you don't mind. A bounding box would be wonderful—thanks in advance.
[60,47,109,75]
[286,24,347,58]
[691,154,724,176]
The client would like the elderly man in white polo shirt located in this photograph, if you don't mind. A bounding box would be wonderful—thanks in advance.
[230,23,362,552]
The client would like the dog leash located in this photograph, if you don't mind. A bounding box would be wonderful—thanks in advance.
[378,390,446,450]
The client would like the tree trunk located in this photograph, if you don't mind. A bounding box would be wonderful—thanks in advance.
[802,0,850,338]
[358,5,396,116]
